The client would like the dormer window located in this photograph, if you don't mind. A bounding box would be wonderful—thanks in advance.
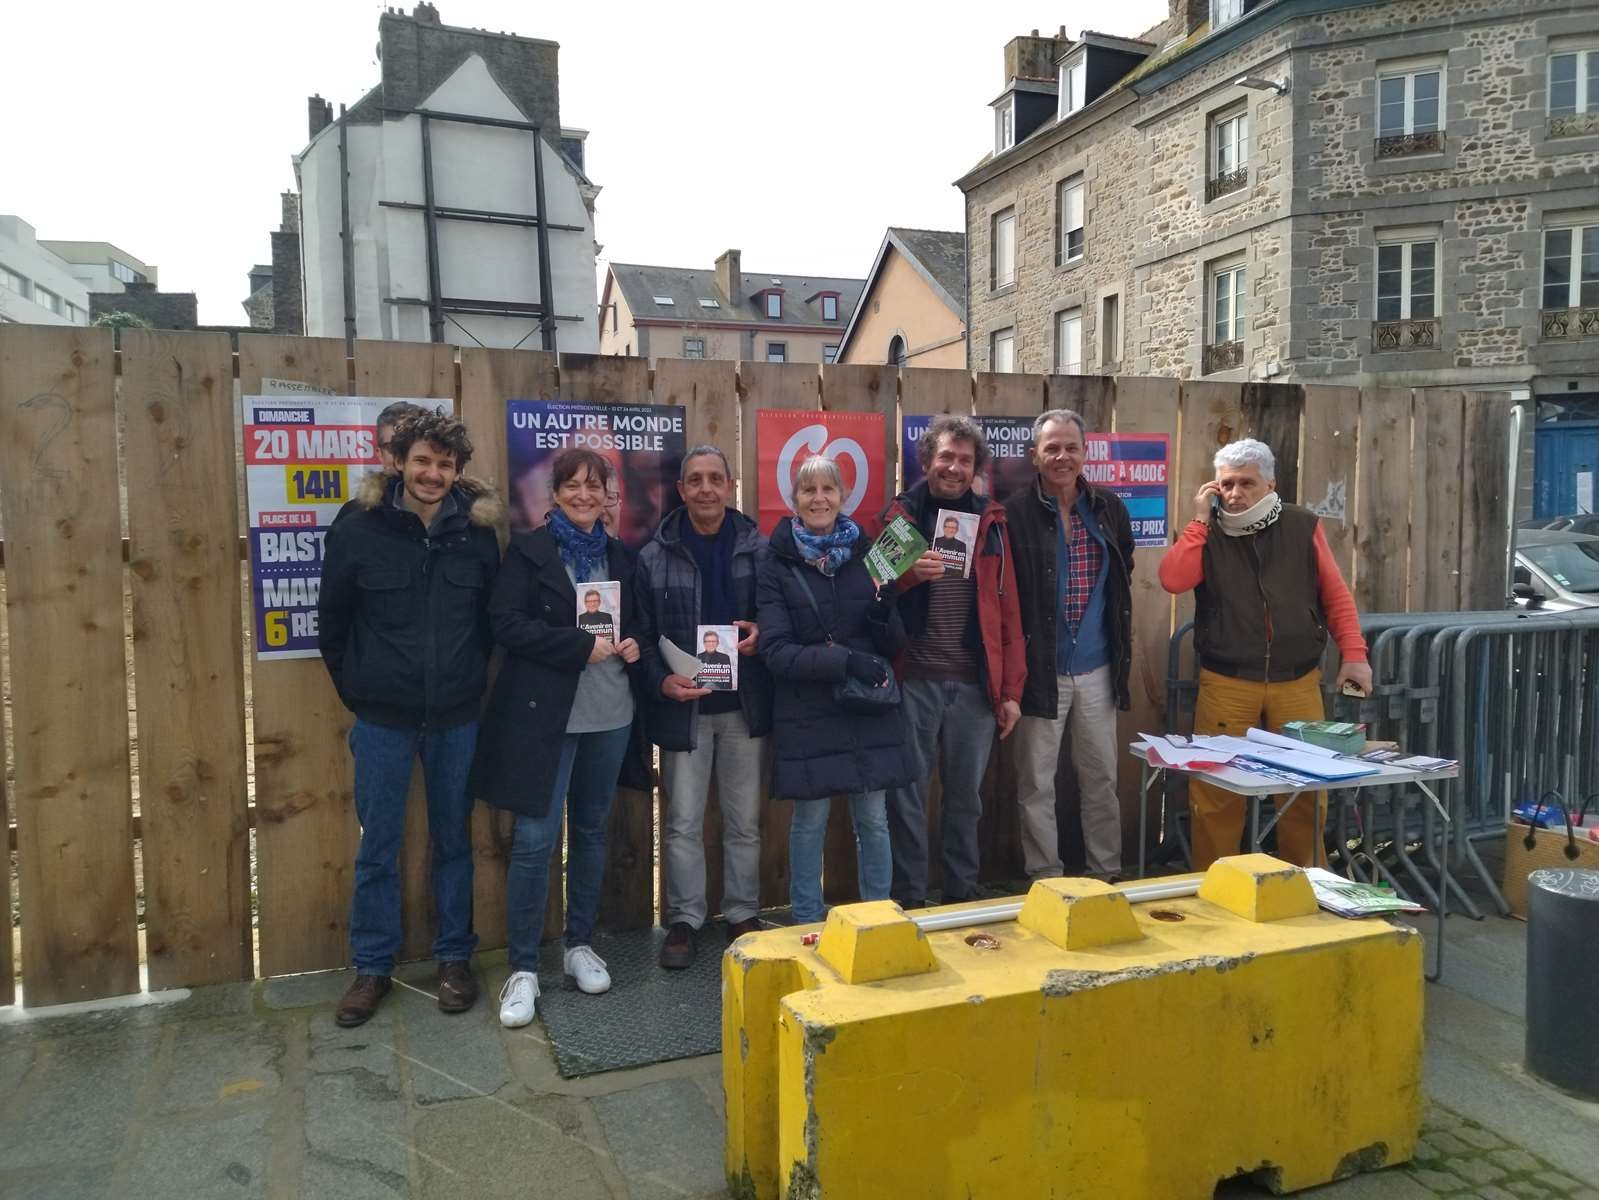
[1058,56,1085,117]
[996,98,1016,152]
[821,294,839,321]
[761,290,783,319]
[1211,0,1244,29]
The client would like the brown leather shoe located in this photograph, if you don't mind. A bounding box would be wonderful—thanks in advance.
[335,974,392,1027]
[437,960,478,1013]
[660,922,697,969]
[726,917,764,940]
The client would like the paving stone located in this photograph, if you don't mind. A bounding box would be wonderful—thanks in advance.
[1428,1132,1472,1156]
[1534,1173,1583,1195]
[1409,1167,1470,1193]
[0,1159,116,1199]
[1566,1189,1599,1200]
[263,969,355,1011]
[591,1077,726,1200]
[0,1042,35,1095]
[122,1108,271,1199]
[411,1093,613,1199]
[158,1020,288,1113]
[0,1028,158,1170]
[303,1063,407,1194]
[302,1148,408,1200]
[1457,1127,1510,1151]
[1299,1167,1438,1198]
[1490,1150,1545,1175]
[1508,1182,1550,1198]
[307,1007,398,1078]
[1476,1186,1525,1200]
[389,982,510,1105]
[1455,1158,1509,1186]
[0,985,252,1044]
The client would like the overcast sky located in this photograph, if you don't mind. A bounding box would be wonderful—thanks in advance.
[10,0,1169,325]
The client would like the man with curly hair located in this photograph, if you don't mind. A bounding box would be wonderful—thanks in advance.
[318,408,507,1027]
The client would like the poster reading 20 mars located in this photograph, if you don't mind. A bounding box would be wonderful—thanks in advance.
[244,391,447,660]
[755,409,887,536]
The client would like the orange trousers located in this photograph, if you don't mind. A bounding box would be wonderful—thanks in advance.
[1189,666,1328,869]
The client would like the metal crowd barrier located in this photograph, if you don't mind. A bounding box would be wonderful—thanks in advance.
[1159,609,1599,917]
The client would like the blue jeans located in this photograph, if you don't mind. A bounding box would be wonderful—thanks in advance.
[348,717,478,975]
[788,791,891,924]
[507,723,633,971]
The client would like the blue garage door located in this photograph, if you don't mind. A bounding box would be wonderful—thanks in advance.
[1535,420,1599,519]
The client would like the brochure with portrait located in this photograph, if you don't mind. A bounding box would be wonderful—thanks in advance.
[933,509,980,579]
[865,514,930,587]
[575,581,621,643]
[693,624,738,691]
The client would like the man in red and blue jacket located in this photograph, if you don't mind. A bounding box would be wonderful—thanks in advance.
[882,415,1026,907]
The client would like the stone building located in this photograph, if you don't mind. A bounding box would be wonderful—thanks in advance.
[295,3,600,352]
[958,0,1599,514]
[599,250,862,366]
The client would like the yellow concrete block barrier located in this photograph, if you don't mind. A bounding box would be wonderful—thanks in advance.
[723,855,1423,1200]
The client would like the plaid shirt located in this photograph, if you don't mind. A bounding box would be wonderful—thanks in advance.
[1061,506,1104,635]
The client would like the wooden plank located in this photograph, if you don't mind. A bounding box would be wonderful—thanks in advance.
[0,325,139,1005]
[559,353,656,932]
[353,340,456,964]
[652,357,741,919]
[1239,383,1305,504]
[1298,386,1361,583]
[817,363,899,902]
[460,348,560,944]
[1409,390,1464,613]
[736,363,821,907]
[1459,393,1514,612]
[0,751,9,1005]
[1046,374,1114,436]
[1172,381,1248,634]
[1112,377,1181,868]
[122,330,252,990]
[240,333,359,977]
[975,371,1045,420]
[1353,387,1413,616]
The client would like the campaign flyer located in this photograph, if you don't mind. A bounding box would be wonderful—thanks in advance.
[694,624,738,691]
[864,514,929,587]
[576,580,622,643]
[507,399,686,550]
[933,509,980,579]
[245,391,445,660]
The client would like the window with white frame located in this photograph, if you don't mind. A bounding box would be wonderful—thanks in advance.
[766,342,787,363]
[990,328,1016,373]
[682,337,705,359]
[1210,107,1249,196]
[1058,57,1085,118]
[1377,61,1442,138]
[110,259,143,284]
[1210,0,1244,29]
[996,99,1015,153]
[1549,46,1598,116]
[765,292,783,319]
[823,344,839,365]
[1054,309,1082,374]
[0,264,25,295]
[1057,175,1084,266]
[1101,294,1121,366]
[1376,231,1438,323]
[821,295,839,321]
[1210,263,1246,346]
[1542,221,1599,310]
[33,285,60,314]
[991,207,1017,289]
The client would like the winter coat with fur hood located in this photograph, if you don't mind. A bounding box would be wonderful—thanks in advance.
[318,472,507,730]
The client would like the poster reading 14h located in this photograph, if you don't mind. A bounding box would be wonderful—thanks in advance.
[245,393,447,660]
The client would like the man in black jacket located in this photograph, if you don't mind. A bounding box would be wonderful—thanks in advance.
[317,409,505,1027]
[635,446,773,968]
[1004,409,1135,883]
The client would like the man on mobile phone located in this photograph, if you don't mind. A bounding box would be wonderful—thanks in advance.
[1157,438,1372,869]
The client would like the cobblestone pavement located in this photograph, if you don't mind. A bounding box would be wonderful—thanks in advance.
[1400,1106,1599,1199]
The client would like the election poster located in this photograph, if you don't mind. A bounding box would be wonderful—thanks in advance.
[507,400,686,550]
[900,415,1170,547]
[755,409,887,536]
[245,391,445,660]
[901,414,1035,504]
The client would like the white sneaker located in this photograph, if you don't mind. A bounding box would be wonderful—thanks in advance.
[563,945,611,994]
[498,970,539,1028]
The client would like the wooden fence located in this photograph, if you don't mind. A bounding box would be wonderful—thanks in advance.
[0,326,1511,1006]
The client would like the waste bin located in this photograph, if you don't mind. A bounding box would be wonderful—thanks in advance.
[1526,868,1599,1099]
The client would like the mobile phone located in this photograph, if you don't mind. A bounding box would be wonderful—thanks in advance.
[1209,492,1222,520]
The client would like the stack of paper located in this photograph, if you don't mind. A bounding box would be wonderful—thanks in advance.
[1138,734,1236,770]
[1305,868,1427,918]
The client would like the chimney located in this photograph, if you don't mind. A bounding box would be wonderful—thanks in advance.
[1168,0,1209,40]
[1005,30,1070,84]
[280,192,301,234]
[308,95,333,140]
[715,249,742,306]
[412,2,440,24]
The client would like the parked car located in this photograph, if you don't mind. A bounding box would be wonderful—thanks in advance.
[1518,513,1599,536]
[1512,529,1599,611]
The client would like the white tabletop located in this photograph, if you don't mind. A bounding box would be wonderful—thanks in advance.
[1129,741,1460,797]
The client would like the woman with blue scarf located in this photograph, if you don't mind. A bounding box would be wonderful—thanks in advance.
[472,447,642,1029]
[757,455,916,923]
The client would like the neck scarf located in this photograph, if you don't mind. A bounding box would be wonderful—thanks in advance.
[790,514,860,577]
[1217,491,1283,537]
[548,506,610,581]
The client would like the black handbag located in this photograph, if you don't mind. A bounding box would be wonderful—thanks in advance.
[787,564,901,714]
